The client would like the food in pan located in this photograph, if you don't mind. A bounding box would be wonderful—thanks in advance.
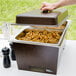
[16,29,62,44]
[32,21,67,30]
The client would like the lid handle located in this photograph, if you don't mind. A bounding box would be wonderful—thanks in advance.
[42,10,48,13]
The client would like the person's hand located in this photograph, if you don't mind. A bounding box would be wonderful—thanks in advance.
[41,0,76,11]
[40,2,61,11]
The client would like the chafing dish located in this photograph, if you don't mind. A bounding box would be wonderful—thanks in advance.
[6,20,71,74]
[1,8,71,74]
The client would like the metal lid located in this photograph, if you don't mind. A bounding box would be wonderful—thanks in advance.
[16,8,68,27]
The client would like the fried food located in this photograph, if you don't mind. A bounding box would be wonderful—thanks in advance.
[16,29,62,44]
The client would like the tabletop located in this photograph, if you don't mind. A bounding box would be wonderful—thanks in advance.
[0,40,76,76]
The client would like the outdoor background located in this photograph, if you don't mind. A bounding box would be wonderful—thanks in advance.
[0,0,76,40]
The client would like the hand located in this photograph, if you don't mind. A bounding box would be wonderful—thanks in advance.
[40,2,61,11]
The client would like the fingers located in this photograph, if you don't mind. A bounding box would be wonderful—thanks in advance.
[40,2,54,11]
[41,7,54,11]
[40,2,49,10]
[40,2,60,11]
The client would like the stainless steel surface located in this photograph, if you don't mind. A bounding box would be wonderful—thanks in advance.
[9,20,71,47]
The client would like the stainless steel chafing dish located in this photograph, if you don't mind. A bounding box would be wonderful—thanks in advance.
[4,20,70,75]
[1,8,71,75]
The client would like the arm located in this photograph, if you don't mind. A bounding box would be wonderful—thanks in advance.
[41,0,76,11]
[58,0,76,6]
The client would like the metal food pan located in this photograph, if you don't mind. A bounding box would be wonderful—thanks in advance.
[10,20,71,47]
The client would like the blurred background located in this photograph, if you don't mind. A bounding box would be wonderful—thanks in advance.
[0,0,76,39]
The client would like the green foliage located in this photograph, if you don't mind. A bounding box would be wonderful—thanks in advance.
[0,0,76,39]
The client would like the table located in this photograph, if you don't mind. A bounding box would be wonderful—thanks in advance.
[0,40,76,76]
